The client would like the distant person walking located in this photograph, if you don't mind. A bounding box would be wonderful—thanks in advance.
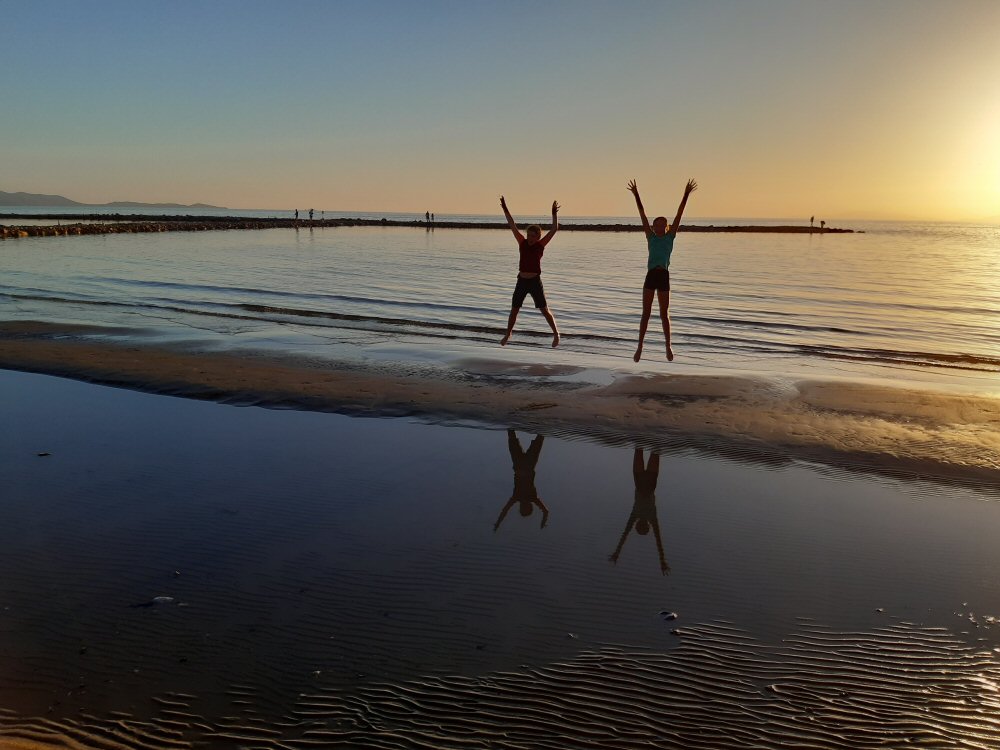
[294,209,299,220]
[499,196,561,348]
[627,178,697,362]
[309,209,314,221]
[425,211,430,223]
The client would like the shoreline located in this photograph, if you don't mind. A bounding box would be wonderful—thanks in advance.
[0,213,856,238]
[0,321,997,488]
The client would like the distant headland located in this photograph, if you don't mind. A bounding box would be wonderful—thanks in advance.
[0,190,222,209]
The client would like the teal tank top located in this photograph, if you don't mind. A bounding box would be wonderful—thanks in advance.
[646,232,675,270]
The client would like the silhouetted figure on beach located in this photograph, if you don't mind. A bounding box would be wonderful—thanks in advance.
[609,450,669,575]
[627,178,697,362]
[494,430,549,531]
[430,212,435,225]
[499,196,561,348]
[309,209,314,221]
[426,211,430,223]
[810,215,814,231]
[295,209,299,220]
[820,220,826,230]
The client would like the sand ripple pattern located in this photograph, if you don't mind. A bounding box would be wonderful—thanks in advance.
[3,621,1000,748]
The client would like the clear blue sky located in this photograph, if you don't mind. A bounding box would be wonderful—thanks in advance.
[4,0,999,219]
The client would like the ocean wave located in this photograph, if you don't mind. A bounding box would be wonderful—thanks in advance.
[6,291,999,372]
[675,313,865,336]
[98,277,501,316]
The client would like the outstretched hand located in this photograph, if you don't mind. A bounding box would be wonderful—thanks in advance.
[685,179,698,194]
[627,179,639,197]
[551,200,560,216]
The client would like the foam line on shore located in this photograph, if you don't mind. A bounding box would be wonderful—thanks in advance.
[1,321,998,486]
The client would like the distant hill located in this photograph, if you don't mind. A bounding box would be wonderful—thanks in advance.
[0,190,222,209]
[0,191,86,207]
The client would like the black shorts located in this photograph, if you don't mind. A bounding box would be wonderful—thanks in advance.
[512,275,547,309]
[633,469,659,494]
[643,266,670,291]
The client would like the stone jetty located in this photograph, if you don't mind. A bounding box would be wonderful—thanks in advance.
[0,213,855,239]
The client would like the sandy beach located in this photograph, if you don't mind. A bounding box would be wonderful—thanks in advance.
[3,363,1000,747]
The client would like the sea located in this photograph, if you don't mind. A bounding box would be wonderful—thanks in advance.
[2,207,999,471]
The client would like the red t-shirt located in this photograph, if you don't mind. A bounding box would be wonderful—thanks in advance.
[518,238,548,274]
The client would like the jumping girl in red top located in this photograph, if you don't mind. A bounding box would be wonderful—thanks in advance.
[499,196,561,348]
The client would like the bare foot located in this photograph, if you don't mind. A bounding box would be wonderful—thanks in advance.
[501,332,511,346]
[666,345,674,361]
[552,332,560,348]
[633,345,643,363]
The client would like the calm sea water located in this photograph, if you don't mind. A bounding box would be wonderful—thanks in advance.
[1,211,998,393]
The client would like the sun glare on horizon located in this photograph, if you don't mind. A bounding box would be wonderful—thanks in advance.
[960,106,1000,222]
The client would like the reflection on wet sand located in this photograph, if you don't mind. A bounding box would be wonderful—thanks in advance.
[494,430,549,531]
[610,450,669,575]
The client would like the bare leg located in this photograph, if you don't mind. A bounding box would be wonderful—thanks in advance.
[656,288,673,361]
[501,307,520,346]
[634,288,655,362]
[540,307,560,348]
[646,452,660,475]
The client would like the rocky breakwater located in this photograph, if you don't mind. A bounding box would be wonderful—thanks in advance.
[0,214,858,238]
[0,218,294,240]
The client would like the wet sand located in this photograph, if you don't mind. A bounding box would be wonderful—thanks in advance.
[4,368,1000,747]
[1,321,998,487]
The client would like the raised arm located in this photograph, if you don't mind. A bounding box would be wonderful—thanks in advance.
[499,195,525,243]
[494,497,517,532]
[540,201,560,245]
[609,510,638,563]
[669,179,698,236]
[651,517,670,575]
[534,498,550,529]
[627,180,652,235]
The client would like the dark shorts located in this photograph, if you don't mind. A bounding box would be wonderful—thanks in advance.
[512,275,547,309]
[633,469,659,494]
[643,266,670,291]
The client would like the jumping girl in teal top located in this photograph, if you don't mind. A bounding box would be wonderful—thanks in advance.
[627,178,697,362]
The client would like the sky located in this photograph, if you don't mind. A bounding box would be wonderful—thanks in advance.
[3,0,999,220]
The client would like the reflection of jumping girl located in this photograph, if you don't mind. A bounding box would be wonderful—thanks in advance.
[627,178,697,362]
[499,196,561,348]
[494,430,549,531]
[609,450,669,575]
